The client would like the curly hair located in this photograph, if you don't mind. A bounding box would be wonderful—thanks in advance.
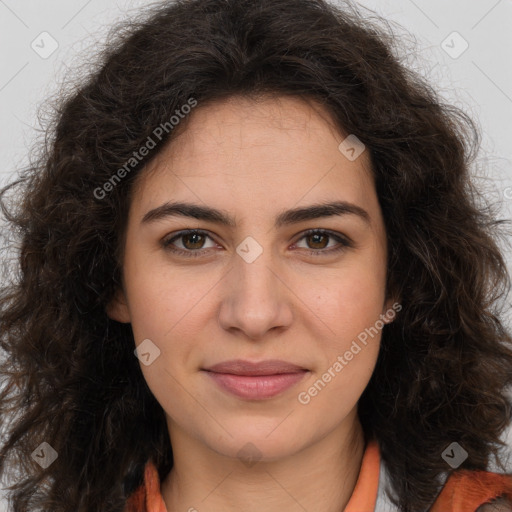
[1,0,512,511]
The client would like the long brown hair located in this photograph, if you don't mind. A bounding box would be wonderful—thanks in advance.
[1,0,511,510]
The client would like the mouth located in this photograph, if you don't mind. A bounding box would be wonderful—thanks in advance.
[203,359,308,376]
[202,359,310,400]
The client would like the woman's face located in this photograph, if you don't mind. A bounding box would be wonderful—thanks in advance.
[108,95,395,462]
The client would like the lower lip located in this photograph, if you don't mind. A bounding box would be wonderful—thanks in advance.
[204,370,309,400]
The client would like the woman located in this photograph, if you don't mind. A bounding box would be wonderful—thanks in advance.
[1,0,511,511]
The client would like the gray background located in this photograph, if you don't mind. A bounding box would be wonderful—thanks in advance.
[0,0,511,510]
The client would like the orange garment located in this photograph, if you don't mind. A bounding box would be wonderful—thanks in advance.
[125,440,512,512]
[431,470,512,512]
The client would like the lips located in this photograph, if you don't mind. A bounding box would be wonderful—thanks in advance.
[202,359,309,400]
[203,359,308,376]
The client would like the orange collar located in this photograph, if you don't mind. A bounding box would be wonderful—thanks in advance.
[126,439,380,512]
[344,438,380,511]
[125,440,512,512]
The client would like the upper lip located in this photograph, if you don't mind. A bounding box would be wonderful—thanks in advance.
[203,359,308,376]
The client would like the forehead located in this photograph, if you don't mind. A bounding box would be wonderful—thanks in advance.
[130,95,376,218]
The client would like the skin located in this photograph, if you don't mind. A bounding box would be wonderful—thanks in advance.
[107,95,398,512]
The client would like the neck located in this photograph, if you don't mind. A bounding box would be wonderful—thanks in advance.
[161,410,366,512]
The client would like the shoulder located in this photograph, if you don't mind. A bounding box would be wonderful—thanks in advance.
[476,497,512,512]
[431,470,512,512]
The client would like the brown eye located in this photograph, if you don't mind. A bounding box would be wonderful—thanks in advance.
[293,229,353,256]
[306,232,330,249]
[181,232,207,250]
[162,229,217,257]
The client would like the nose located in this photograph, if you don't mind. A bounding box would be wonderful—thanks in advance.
[217,246,294,341]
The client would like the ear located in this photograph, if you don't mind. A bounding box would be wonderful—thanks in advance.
[106,287,131,323]
[382,295,402,324]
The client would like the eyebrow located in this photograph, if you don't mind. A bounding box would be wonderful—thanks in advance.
[141,200,371,228]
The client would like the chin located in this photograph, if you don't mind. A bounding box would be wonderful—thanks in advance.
[205,427,306,463]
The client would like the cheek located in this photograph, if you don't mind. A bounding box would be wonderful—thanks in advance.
[123,257,220,404]
[307,266,387,345]
[125,264,209,420]
[123,256,214,342]
[296,270,384,414]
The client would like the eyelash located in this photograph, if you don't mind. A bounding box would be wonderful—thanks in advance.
[161,229,353,258]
